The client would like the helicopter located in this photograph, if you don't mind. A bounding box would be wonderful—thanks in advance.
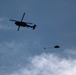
[10,12,36,31]
[44,45,60,49]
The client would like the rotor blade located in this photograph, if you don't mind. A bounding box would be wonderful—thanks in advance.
[21,12,25,22]
[17,26,20,31]
[10,19,17,22]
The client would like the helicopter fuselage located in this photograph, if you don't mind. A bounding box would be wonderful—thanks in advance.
[15,21,27,27]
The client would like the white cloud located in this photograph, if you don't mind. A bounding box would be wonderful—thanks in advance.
[0,41,28,56]
[0,23,13,30]
[0,17,15,30]
[65,48,76,55]
[0,17,6,21]
[9,53,76,75]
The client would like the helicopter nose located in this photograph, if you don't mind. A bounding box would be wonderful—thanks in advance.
[15,22,16,24]
[15,22,18,25]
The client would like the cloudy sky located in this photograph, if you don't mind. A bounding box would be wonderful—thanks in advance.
[0,0,76,75]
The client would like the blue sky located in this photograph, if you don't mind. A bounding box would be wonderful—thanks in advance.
[0,0,76,75]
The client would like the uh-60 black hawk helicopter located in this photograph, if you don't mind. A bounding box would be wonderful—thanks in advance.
[10,12,36,31]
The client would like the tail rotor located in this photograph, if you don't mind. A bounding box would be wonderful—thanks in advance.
[33,24,36,30]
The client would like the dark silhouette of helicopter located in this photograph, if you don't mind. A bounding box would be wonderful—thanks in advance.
[10,12,36,31]
[44,45,60,49]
